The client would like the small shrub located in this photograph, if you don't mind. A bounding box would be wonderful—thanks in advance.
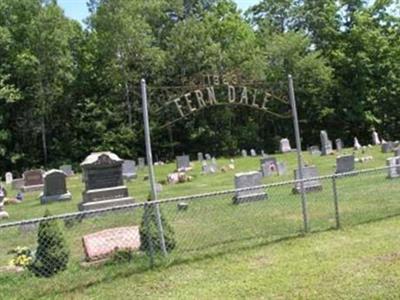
[29,210,69,278]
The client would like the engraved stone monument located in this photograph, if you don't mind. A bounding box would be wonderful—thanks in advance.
[250,149,257,157]
[22,170,44,192]
[122,160,137,181]
[176,155,191,171]
[293,166,322,193]
[5,172,13,185]
[197,152,204,162]
[387,156,400,179]
[335,139,343,152]
[241,149,247,157]
[280,138,292,153]
[40,169,71,204]
[320,130,333,155]
[233,171,267,204]
[336,155,355,174]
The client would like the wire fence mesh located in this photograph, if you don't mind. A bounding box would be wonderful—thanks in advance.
[0,165,400,283]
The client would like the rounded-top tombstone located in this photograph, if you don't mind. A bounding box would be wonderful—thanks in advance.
[40,169,71,204]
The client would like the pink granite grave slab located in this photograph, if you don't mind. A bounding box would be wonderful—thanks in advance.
[82,226,141,261]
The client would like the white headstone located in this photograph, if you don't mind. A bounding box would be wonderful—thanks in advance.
[250,149,257,157]
[280,138,292,153]
[354,137,362,150]
[5,172,13,185]
[372,130,381,145]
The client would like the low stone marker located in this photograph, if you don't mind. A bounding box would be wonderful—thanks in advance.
[177,202,189,211]
[233,171,267,204]
[11,178,24,191]
[387,156,400,179]
[22,170,44,192]
[122,160,137,181]
[176,155,191,171]
[280,138,292,153]
[5,172,13,185]
[335,139,343,152]
[308,146,321,156]
[40,170,72,204]
[82,226,141,261]
[336,155,355,174]
[293,166,322,193]
[60,165,74,177]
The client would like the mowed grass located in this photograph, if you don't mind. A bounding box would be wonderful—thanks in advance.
[1,145,400,299]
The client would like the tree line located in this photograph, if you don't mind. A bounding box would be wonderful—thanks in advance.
[1,0,399,174]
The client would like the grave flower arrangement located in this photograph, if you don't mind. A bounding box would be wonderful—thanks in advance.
[8,246,33,268]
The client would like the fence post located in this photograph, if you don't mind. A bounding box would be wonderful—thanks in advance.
[332,174,341,229]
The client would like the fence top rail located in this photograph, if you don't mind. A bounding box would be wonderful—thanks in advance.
[0,164,395,229]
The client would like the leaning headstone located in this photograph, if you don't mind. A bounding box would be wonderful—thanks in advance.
[250,149,257,157]
[11,178,24,191]
[138,157,145,169]
[320,130,333,155]
[280,138,292,153]
[233,171,267,204]
[205,153,211,160]
[241,149,247,157]
[354,137,362,150]
[387,156,400,179]
[381,142,394,153]
[5,172,13,185]
[277,162,287,176]
[335,139,343,152]
[40,170,71,204]
[308,146,321,156]
[22,170,44,192]
[336,155,355,174]
[78,152,134,211]
[176,155,191,171]
[60,165,74,177]
[197,152,204,162]
[122,160,137,181]
[293,166,322,193]
[372,130,381,145]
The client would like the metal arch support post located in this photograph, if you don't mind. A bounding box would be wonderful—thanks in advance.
[288,75,309,233]
[141,79,167,256]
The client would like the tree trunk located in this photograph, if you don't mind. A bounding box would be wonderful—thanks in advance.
[41,116,48,166]
[125,81,133,128]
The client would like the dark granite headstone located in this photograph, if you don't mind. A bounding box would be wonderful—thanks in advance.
[22,170,43,192]
[40,170,71,204]
[293,166,322,193]
[176,155,190,171]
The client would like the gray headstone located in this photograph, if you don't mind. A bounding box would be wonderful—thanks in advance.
[176,155,190,171]
[233,171,267,204]
[5,172,13,185]
[78,152,134,211]
[197,152,204,161]
[387,156,400,178]
[205,153,211,160]
[261,160,277,177]
[40,169,71,204]
[293,166,322,193]
[11,178,24,191]
[138,157,145,169]
[308,146,321,156]
[336,155,355,174]
[241,150,247,157]
[261,150,266,157]
[382,142,394,153]
[250,149,257,157]
[395,148,400,157]
[22,170,44,192]
[335,139,343,152]
[320,130,333,155]
[280,138,292,153]
[260,157,277,166]
[201,161,217,174]
[60,165,74,177]
[277,162,287,176]
[122,160,137,181]
[155,183,163,193]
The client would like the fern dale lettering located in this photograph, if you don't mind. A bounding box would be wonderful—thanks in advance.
[171,85,273,118]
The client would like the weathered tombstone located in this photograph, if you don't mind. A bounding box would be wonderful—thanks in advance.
[261,160,277,177]
[293,166,322,193]
[261,150,266,157]
[22,170,44,192]
[354,137,362,150]
[387,156,400,179]
[381,142,394,153]
[372,130,381,145]
[280,138,292,153]
[78,152,134,211]
[335,139,343,152]
[250,149,257,157]
[82,226,140,261]
[197,152,204,162]
[336,155,355,174]
[277,162,287,176]
[202,161,217,174]
[320,130,333,155]
[40,170,71,204]
[176,155,191,171]
[241,149,247,157]
[11,178,24,191]
[205,153,211,160]
[260,157,277,166]
[60,165,74,177]
[308,146,321,156]
[122,160,137,181]
[233,171,267,204]
[138,157,145,169]
[5,172,13,185]
[395,148,400,157]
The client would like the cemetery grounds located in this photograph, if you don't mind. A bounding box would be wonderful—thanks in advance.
[1,146,400,299]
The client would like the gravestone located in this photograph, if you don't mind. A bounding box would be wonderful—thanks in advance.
[60,165,74,177]
[261,160,277,177]
[308,146,321,156]
[387,156,400,179]
[155,183,163,193]
[261,150,266,157]
[277,162,287,176]
[40,170,71,204]
[250,149,257,157]
[202,161,217,174]
[260,157,277,166]
[5,172,13,185]
[293,166,322,193]
[78,152,134,211]
[11,178,24,191]
[320,130,333,155]
[335,139,343,152]
[205,153,211,160]
[336,155,355,174]
[372,130,381,145]
[280,138,292,153]
[82,226,140,261]
[176,155,191,171]
[22,170,44,192]
[233,171,267,204]
[395,148,400,157]
[122,160,137,181]
[354,137,362,150]
[381,142,394,153]
[241,149,247,157]
[138,157,145,169]
[197,152,204,162]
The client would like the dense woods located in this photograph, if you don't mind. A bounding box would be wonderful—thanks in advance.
[1,0,400,174]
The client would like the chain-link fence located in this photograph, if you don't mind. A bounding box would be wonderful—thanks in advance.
[0,165,399,285]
